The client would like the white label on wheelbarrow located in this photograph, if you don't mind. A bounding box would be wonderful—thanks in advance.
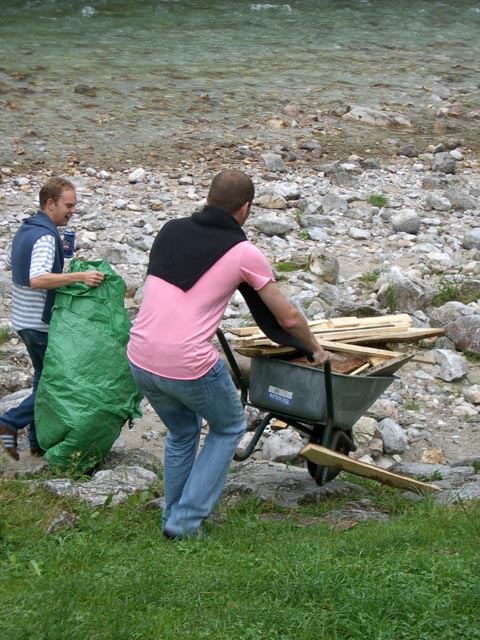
[267,385,293,406]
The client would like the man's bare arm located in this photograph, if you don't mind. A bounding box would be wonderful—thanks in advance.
[30,270,105,289]
[257,281,328,365]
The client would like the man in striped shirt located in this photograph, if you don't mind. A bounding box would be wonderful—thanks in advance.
[0,177,104,461]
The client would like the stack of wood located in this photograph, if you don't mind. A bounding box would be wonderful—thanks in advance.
[226,314,444,376]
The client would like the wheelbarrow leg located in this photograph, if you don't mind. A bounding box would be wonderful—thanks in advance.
[307,361,356,485]
[234,413,273,461]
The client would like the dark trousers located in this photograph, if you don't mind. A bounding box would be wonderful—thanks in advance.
[0,329,48,450]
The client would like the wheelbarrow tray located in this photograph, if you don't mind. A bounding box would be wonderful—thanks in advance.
[249,357,394,429]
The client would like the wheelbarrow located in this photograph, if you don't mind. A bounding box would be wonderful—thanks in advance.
[216,328,395,485]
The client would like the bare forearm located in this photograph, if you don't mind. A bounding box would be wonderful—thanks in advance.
[30,270,105,289]
[280,309,324,355]
[258,281,328,364]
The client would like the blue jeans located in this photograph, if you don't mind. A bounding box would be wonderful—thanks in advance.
[129,358,246,537]
[1,328,48,450]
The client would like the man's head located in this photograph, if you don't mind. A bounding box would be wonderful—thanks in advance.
[207,170,255,218]
[39,177,77,227]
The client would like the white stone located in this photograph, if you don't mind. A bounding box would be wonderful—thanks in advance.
[128,168,146,183]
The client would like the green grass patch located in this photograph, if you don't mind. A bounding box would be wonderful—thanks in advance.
[430,276,478,308]
[1,481,480,639]
[465,352,480,364]
[431,281,461,307]
[275,261,299,273]
[360,269,382,293]
[368,193,388,208]
[298,229,310,240]
[0,326,9,346]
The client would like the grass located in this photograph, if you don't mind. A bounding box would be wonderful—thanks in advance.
[0,326,9,346]
[275,261,299,273]
[430,277,478,308]
[368,194,388,208]
[1,479,480,640]
[431,281,461,307]
[360,269,382,294]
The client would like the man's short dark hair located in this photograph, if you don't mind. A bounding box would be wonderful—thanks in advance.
[39,177,76,210]
[207,170,255,215]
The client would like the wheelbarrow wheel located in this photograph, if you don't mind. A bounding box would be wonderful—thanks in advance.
[306,432,353,485]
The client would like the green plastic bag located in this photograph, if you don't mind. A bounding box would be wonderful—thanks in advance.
[35,259,142,472]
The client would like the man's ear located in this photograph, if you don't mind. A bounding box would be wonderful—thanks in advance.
[240,201,250,221]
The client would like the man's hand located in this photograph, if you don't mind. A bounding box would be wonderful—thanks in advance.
[311,346,329,366]
[81,270,104,288]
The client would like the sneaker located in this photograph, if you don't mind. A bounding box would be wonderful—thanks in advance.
[0,422,19,461]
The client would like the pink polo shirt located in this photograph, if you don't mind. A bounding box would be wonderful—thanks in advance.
[127,241,274,380]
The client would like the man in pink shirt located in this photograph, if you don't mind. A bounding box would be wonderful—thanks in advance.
[128,169,327,539]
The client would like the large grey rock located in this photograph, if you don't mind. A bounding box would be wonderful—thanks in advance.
[222,460,368,509]
[424,251,454,272]
[322,193,348,214]
[444,316,480,355]
[435,478,480,504]
[271,181,301,200]
[431,152,456,174]
[376,267,433,313]
[128,167,146,183]
[254,193,288,210]
[463,385,480,404]
[445,189,477,211]
[252,215,295,237]
[309,249,339,283]
[462,228,480,250]
[261,427,305,463]
[428,301,475,327]
[391,462,475,482]
[391,209,421,234]
[380,418,408,454]
[348,227,371,241]
[299,214,335,229]
[36,466,158,507]
[261,153,286,172]
[342,106,412,128]
[424,193,451,211]
[433,349,469,382]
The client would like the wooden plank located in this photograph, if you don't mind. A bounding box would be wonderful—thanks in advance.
[229,314,413,339]
[300,444,440,494]
[308,313,412,329]
[342,327,444,344]
[411,354,435,364]
[238,322,413,347]
[317,340,402,359]
[271,419,288,430]
[350,363,371,375]
[364,353,415,377]
[241,325,413,347]
[235,340,402,360]
[226,326,262,337]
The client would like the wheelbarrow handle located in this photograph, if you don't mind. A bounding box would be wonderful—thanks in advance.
[321,359,335,448]
[216,328,248,406]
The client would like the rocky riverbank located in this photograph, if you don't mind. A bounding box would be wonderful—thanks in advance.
[1,141,480,497]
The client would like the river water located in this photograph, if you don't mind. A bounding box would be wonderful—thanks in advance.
[1,0,479,171]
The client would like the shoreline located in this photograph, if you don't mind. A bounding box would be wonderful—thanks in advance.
[3,98,480,175]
